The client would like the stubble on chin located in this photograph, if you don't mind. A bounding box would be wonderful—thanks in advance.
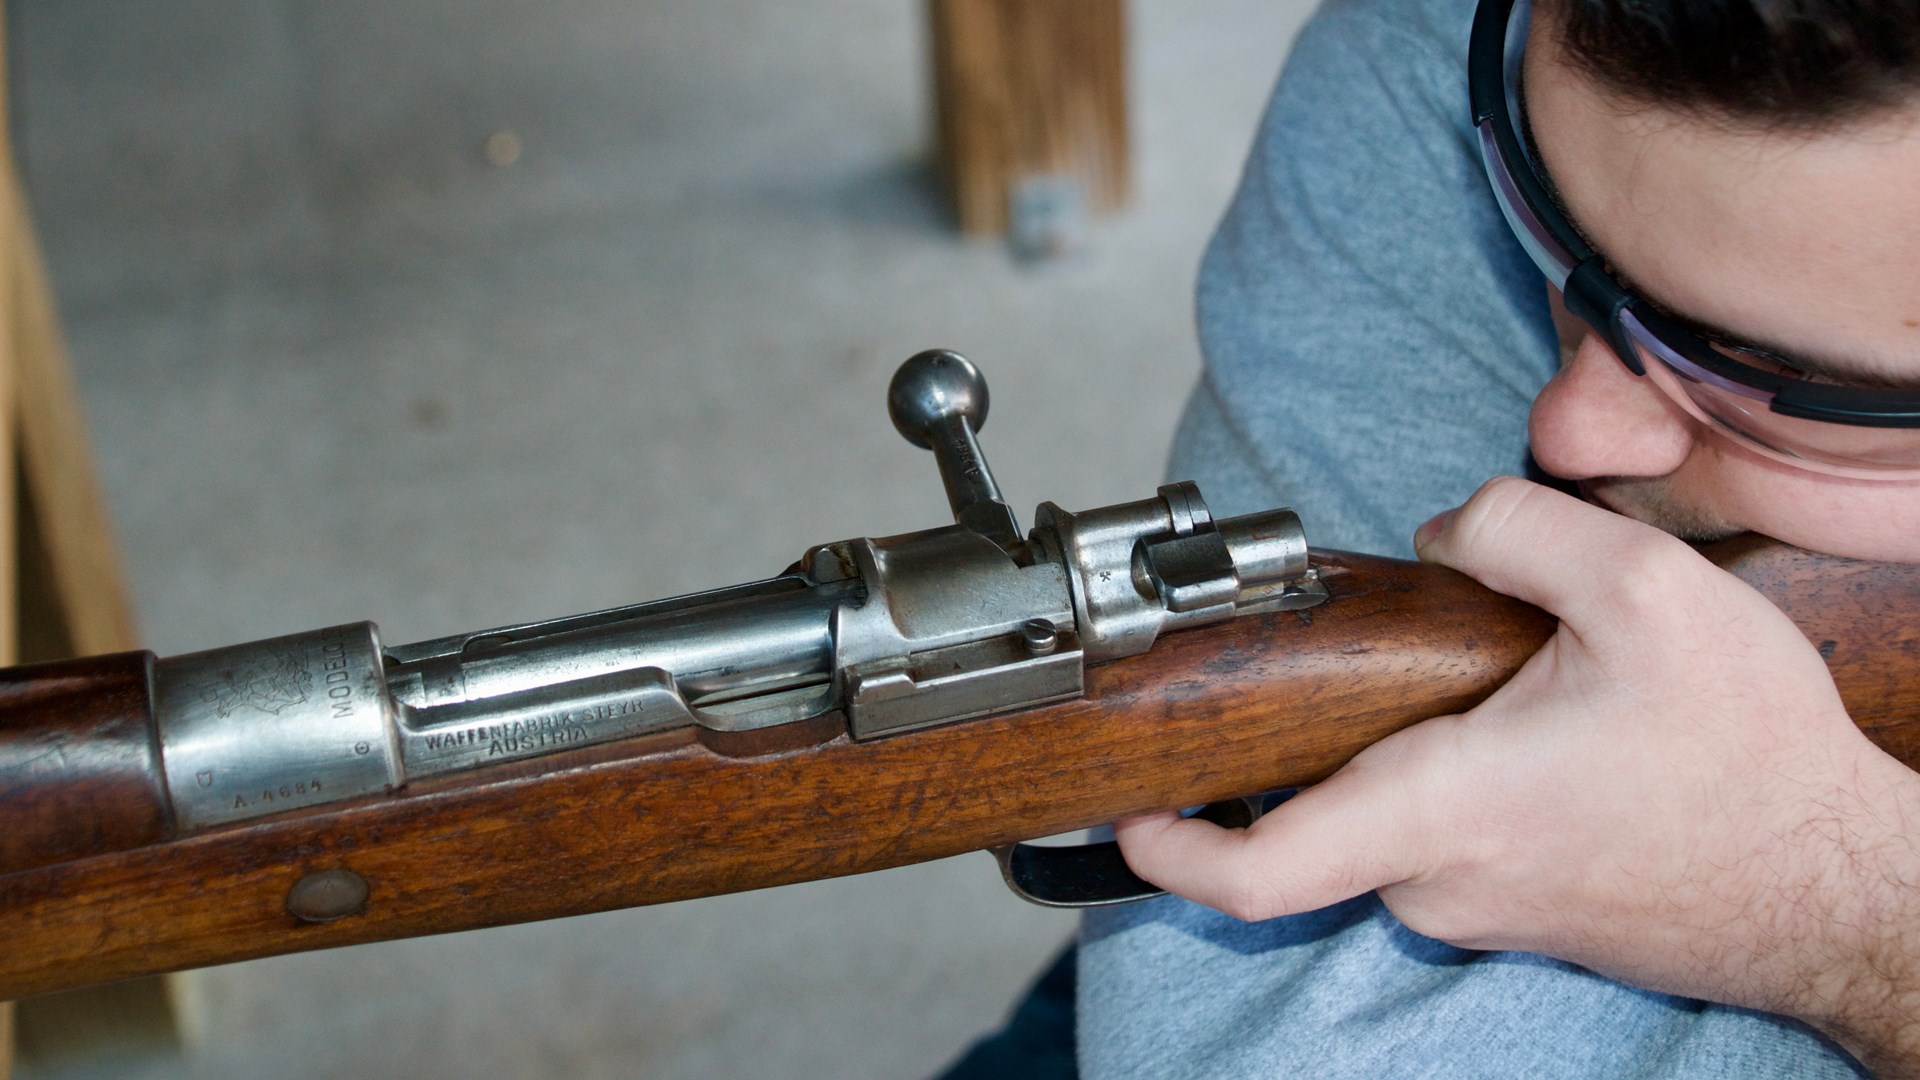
[1579,477,1746,543]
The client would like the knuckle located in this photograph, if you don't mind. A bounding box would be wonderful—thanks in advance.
[1449,476,1538,550]
[1471,473,1536,509]
[1602,530,1706,622]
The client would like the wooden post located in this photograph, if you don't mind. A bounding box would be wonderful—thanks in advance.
[4,163,138,658]
[928,0,1130,241]
[1,9,18,1072]
[0,7,158,1072]
[0,155,179,1072]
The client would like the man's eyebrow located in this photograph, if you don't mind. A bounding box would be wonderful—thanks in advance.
[1514,72,1885,385]
[1670,316,1897,385]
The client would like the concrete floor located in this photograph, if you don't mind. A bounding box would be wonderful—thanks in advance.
[13,1,1312,1076]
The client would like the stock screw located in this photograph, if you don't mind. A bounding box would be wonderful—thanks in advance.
[1020,618,1060,656]
[286,867,369,923]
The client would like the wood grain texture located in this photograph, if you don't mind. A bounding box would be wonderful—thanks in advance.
[0,543,1915,1000]
[0,652,170,873]
[929,0,1129,233]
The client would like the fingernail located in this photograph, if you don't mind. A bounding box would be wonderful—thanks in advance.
[1414,507,1457,549]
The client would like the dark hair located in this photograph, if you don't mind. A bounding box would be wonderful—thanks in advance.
[1547,0,1920,126]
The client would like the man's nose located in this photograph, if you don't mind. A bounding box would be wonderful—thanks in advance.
[1528,331,1697,480]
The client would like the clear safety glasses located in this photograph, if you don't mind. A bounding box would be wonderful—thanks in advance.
[1469,0,1920,479]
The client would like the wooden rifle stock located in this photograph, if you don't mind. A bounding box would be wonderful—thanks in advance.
[0,537,1915,1000]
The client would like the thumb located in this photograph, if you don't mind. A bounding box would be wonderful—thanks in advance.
[1413,476,1695,624]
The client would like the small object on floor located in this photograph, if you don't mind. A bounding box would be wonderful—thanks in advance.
[484,129,523,167]
[1009,174,1087,262]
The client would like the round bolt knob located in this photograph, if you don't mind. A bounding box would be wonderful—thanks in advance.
[888,349,989,449]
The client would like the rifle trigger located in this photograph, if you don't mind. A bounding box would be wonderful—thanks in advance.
[990,798,1261,908]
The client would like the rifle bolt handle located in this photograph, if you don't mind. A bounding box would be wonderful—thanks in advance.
[888,349,989,449]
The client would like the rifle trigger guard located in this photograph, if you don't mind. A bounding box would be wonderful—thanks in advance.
[990,797,1262,908]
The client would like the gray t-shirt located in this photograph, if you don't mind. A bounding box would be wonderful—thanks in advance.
[1075,0,1863,1074]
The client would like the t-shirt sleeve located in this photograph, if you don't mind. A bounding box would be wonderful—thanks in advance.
[1168,0,1558,558]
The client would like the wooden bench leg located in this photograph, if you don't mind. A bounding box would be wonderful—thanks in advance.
[5,160,137,657]
[0,17,19,1069]
[0,111,172,1077]
[928,0,1130,249]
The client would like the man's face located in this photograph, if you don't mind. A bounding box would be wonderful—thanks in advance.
[1520,12,1920,561]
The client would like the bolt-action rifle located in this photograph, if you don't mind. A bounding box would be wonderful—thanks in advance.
[2,351,1916,1000]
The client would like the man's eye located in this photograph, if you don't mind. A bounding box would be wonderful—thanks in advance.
[1707,341,1834,384]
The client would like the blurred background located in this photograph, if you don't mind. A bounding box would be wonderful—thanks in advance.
[9,0,1313,1076]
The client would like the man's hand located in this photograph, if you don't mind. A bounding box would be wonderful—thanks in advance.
[1115,476,1920,1072]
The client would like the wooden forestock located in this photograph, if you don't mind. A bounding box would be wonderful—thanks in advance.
[0,540,1915,1000]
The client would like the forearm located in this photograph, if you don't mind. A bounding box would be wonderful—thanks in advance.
[1790,757,1920,1078]
[1826,963,1920,1079]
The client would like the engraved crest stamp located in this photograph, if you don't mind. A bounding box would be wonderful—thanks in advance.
[199,650,314,717]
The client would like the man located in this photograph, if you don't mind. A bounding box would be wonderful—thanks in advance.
[1078,0,1920,1075]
